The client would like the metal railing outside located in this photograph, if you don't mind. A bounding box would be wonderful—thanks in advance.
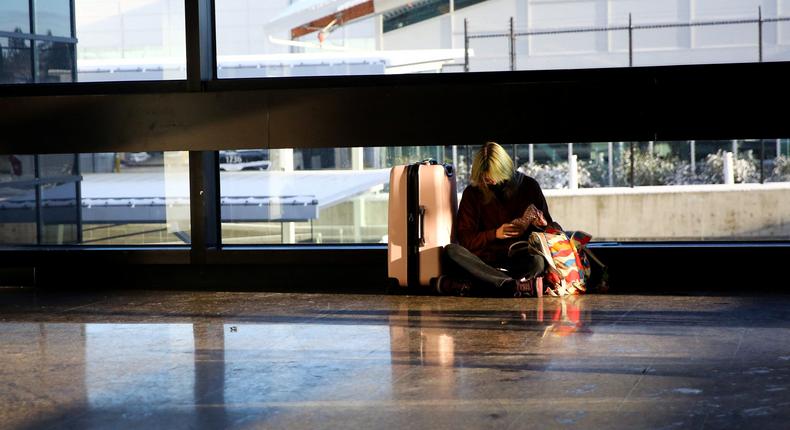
[462,7,790,70]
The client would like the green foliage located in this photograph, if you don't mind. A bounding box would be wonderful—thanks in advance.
[768,156,790,182]
[519,148,766,189]
[697,149,759,184]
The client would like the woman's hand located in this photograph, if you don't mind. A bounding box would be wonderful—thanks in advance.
[496,223,524,239]
[512,204,548,229]
[532,208,547,227]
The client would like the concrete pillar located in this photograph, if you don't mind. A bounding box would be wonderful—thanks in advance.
[723,151,735,184]
[528,144,534,164]
[375,15,384,50]
[271,149,295,243]
[732,140,739,159]
[351,147,364,170]
[270,149,294,172]
[690,140,696,173]
[449,0,455,49]
[568,154,579,189]
[282,222,296,244]
[608,142,614,187]
[164,151,190,239]
[352,147,365,243]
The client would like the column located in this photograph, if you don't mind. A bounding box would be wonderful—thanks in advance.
[608,142,614,187]
[271,149,296,244]
[352,147,365,243]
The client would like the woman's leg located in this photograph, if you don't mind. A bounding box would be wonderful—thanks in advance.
[506,247,546,280]
[443,244,513,290]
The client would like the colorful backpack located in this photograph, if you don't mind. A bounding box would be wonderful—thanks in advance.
[524,228,601,296]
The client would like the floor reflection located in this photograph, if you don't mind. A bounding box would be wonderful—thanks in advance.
[388,297,592,367]
[5,292,789,429]
[4,298,593,428]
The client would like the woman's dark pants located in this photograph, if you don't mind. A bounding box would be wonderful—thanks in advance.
[443,243,545,294]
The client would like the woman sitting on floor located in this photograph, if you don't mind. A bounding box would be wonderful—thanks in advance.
[438,141,557,297]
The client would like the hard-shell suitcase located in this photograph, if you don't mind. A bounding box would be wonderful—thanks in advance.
[388,161,458,289]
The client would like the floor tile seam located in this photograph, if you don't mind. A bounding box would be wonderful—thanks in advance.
[614,363,652,413]
[730,327,746,361]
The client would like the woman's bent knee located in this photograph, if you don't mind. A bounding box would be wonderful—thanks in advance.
[444,243,465,258]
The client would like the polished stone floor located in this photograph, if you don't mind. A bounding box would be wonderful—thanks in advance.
[1,289,789,429]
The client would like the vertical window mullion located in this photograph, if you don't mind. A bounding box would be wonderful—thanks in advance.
[34,154,43,245]
[185,0,220,262]
[29,0,38,83]
[185,0,216,90]
[69,0,76,82]
[188,151,221,263]
[74,153,83,244]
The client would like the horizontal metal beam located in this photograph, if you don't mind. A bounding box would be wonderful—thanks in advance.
[0,30,77,44]
[0,89,270,153]
[0,247,191,266]
[0,62,789,155]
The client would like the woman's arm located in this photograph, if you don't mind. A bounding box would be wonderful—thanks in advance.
[456,188,498,253]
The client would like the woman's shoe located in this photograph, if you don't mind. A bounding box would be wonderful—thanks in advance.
[436,275,472,296]
[513,276,543,298]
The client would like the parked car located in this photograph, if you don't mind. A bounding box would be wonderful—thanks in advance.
[123,152,152,165]
[219,149,270,171]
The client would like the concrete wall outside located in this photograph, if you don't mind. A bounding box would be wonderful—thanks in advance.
[543,183,790,240]
[322,182,790,242]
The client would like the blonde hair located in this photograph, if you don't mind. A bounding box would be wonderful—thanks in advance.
[470,142,514,201]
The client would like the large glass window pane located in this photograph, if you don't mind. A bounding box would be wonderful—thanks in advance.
[0,38,33,84]
[38,154,79,245]
[36,40,74,83]
[215,0,790,77]
[0,155,37,245]
[79,151,191,245]
[75,0,186,82]
[220,140,790,245]
[35,0,72,37]
[41,180,79,245]
[0,0,30,33]
[0,151,190,246]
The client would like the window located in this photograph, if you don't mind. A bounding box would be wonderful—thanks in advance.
[35,0,72,38]
[0,0,30,33]
[74,0,186,82]
[218,140,790,245]
[213,0,790,78]
[0,0,76,85]
[0,155,37,244]
[0,151,191,245]
[0,38,32,84]
[36,40,74,83]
